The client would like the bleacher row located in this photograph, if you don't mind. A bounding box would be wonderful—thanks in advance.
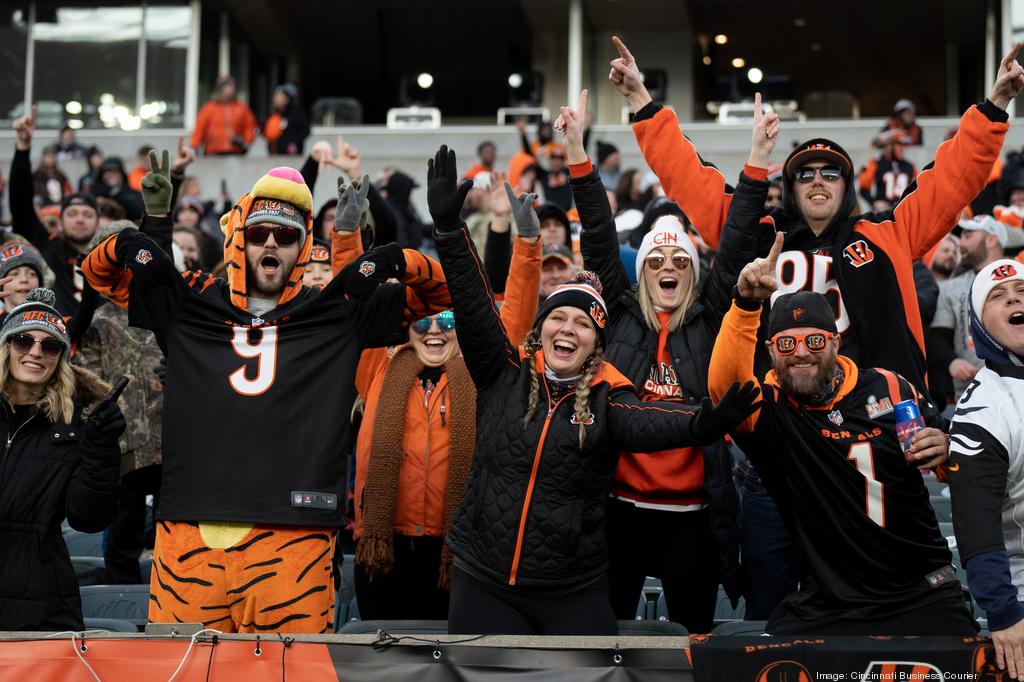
[64,476,978,637]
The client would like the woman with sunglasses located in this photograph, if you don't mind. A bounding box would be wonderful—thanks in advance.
[0,288,126,631]
[427,144,758,635]
[556,89,772,632]
[351,184,542,621]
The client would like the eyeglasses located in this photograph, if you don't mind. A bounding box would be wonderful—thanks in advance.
[7,333,64,358]
[411,310,456,334]
[644,254,691,271]
[245,225,302,246]
[770,331,835,355]
[793,166,842,184]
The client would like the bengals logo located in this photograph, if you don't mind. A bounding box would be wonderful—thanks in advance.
[589,302,607,329]
[792,307,805,321]
[755,660,813,682]
[135,249,153,265]
[992,263,1018,281]
[358,261,376,277]
[310,245,330,262]
[570,412,595,426]
[1,244,24,260]
[843,240,875,268]
[973,644,1008,681]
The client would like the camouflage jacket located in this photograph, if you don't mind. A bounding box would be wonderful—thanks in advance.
[76,302,163,475]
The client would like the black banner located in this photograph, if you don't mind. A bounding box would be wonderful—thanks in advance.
[691,634,1003,682]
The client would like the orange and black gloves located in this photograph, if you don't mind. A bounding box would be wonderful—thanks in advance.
[689,381,762,444]
[427,145,473,234]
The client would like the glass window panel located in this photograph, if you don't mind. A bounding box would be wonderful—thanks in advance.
[143,5,191,128]
[32,7,142,130]
[0,10,29,127]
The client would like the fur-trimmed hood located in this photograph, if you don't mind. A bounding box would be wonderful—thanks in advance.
[72,364,112,417]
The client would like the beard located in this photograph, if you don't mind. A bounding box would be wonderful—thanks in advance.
[775,350,840,403]
[245,258,287,298]
[931,261,954,278]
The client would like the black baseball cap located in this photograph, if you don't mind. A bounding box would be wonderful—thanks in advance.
[767,291,838,336]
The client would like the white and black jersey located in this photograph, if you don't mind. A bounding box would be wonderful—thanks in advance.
[948,362,1024,629]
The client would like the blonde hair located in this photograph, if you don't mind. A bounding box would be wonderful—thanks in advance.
[522,327,605,448]
[637,261,697,333]
[0,342,75,423]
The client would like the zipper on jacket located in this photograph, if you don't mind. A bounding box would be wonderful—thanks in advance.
[0,410,37,493]
[419,382,445,534]
[507,377,571,586]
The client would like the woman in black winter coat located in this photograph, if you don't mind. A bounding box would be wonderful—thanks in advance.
[425,144,759,636]
[559,89,771,632]
[0,288,125,631]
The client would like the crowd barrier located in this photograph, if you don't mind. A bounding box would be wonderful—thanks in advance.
[0,630,1000,682]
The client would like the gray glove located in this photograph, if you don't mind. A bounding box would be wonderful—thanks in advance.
[335,174,371,233]
[504,182,540,239]
[141,149,172,216]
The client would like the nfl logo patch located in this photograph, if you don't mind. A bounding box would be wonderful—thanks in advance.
[828,410,844,426]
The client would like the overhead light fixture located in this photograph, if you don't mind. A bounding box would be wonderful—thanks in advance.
[793,18,807,27]
[65,100,82,115]
[702,56,712,66]
[747,67,763,84]
[714,34,728,45]
[416,73,434,90]
[508,73,523,89]
[731,57,746,69]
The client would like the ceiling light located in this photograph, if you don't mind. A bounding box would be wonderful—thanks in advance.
[731,57,746,69]
[714,34,728,45]
[747,67,763,84]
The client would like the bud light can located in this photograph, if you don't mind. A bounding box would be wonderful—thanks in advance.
[894,399,924,462]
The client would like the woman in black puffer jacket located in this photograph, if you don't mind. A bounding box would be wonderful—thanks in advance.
[0,289,125,631]
[425,145,759,636]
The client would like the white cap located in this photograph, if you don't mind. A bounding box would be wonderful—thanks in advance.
[614,208,643,234]
[635,215,700,284]
[893,98,915,114]
[971,259,1024,321]
[958,215,1008,247]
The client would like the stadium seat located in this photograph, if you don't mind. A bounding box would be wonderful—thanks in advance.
[643,576,663,596]
[617,620,688,636]
[79,585,149,629]
[84,617,138,633]
[635,593,656,620]
[333,554,356,632]
[923,476,947,496]
[140,557,152,585]
[713,586,746,620]
[349,596,360,622]
[64,530,105,557]
[712,620,768,636]
[338,619,446,635]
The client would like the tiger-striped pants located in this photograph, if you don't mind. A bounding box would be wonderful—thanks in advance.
[148,521,336,633]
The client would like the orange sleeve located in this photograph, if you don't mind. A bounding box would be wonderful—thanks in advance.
[189,104,209,150]
[331,230,363,276]
[498,237,541,346]
[241,105,258,145]
[80,234,132,308]
[858,159,877,191]
[893,104,1008,259]
[632,107,731,249]
[355,348,390,400]
[400,250,451,322]
[708,301,764,433]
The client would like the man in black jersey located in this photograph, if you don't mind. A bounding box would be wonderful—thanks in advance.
[708,233,975,635]
[84,163,451,633]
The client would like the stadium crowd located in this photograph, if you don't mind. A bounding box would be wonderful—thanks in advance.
[2,33,1024,679]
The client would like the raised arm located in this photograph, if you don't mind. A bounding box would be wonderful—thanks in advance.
[610,36,732,249]
[497,183,542,345]
[891,44,1020,258]
[429,145,520,388]
[9,106,49,250]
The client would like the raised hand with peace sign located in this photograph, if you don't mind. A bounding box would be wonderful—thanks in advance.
[141,149,173,217]
[748,92,781,169]
[554,89,589,165]
[989,42,1024,110]
[608,36,652,111]
[737,231,784,301]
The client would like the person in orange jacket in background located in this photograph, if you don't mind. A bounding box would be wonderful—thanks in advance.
[190,75,258,156]
[346,175,541,620]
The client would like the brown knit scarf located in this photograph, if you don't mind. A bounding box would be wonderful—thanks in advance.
[355,346,476,589]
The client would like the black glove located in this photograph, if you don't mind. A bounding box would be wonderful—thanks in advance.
[153,359,167,387]
[427,145,473,233]
[83,396,127,447]
[337,242,405,300]
[114,228,174,282]
[689,381,762,445]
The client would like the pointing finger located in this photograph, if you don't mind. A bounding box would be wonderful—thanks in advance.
[612,36,633,64]
[577,88,588,117]
[767,231,785,266]
[753,92,762,123]
[1002,42,1023,71]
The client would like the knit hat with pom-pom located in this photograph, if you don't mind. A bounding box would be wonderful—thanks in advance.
[534,270,609,347]
[0,288,70,353]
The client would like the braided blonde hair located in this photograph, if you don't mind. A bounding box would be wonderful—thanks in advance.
[521,326,605,448]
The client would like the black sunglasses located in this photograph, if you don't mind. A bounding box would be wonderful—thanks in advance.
[245,225,301,246]
[8,333,64,358]
[793,166,842,184]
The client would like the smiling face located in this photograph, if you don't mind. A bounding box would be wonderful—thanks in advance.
[409,315,461,368]
[8,329,61,393]
[793,163,846,229]
[642,246,693,311]
[244,225,301,298]
[768,325,841,400]
[541,258,571,298]
[981,280,1024,357]
[2,266,40,308]
[540,306,598,377]
[173,230,201,270]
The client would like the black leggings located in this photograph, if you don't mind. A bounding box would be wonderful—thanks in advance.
[447,566,617,635]
[354,535,450,620]
[606,500,719,633]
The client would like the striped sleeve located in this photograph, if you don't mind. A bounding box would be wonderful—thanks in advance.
[80,234,132,308]
[399,249,451,322]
